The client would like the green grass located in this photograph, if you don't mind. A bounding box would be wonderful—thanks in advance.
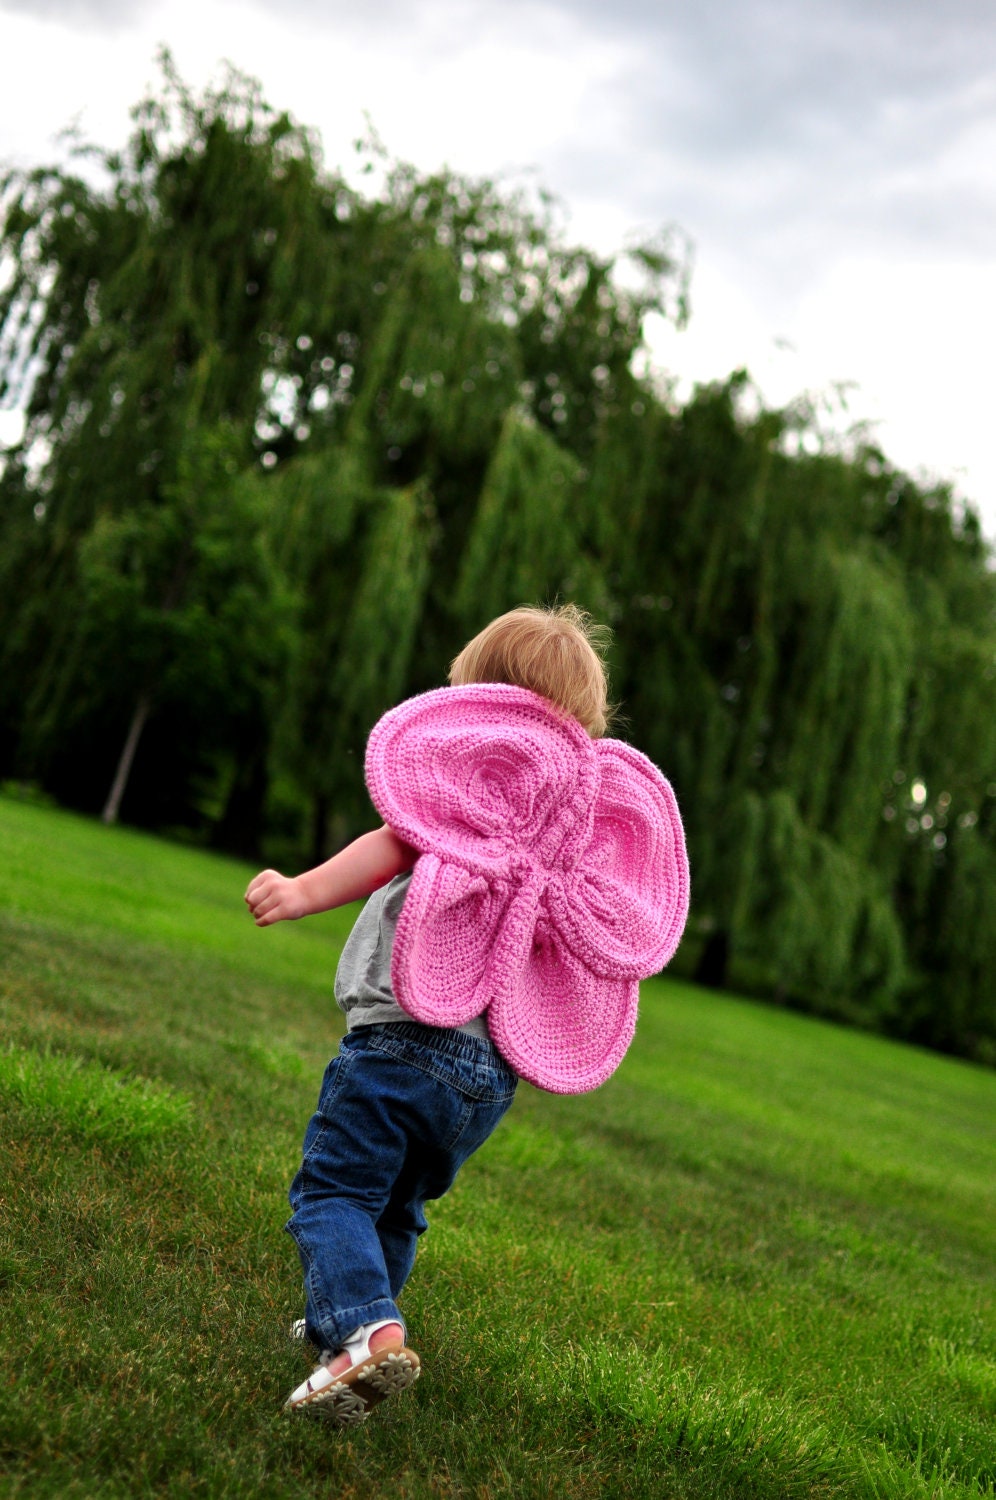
[0,794,993,1499]
[0,1043,192,1149]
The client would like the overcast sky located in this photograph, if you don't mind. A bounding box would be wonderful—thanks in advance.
[2,0,995,533]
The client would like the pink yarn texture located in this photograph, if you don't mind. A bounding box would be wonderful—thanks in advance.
[365,684,690,1094]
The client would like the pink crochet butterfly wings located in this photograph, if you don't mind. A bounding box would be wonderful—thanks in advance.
[365,683,689,1094]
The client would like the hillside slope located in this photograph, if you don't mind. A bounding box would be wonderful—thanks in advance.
[1,796,993,1498]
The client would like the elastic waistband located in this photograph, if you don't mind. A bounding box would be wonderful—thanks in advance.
[349,1020,514,1073]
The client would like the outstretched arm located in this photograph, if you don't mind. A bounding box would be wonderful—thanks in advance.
[245,825,418,927]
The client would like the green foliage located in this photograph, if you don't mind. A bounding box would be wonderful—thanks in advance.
[732,788,907,1019]
[0,54,336,821]
[453,411,585,628]
[74,425,294,714]
[775,546,913,853]
[321,481,433,804]
[345,243,520,466]
[1,59,995,1060]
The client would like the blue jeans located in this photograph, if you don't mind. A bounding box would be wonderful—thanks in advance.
[286,1022,518,1353]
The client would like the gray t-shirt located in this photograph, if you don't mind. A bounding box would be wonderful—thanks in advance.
[334,870,490,1039]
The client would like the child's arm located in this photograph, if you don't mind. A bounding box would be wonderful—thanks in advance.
[245,825,418,927]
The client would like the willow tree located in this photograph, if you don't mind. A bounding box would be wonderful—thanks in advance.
[0,53,358,825]
[78,426,293,833]
[452,411,605,631]
[252,152,689,854]
[264,443,434,859]
[605,380,922,1022]
[870,475,996,1058]
[0,49,689,839]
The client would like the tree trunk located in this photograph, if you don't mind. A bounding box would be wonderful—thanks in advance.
[101,694,151,826]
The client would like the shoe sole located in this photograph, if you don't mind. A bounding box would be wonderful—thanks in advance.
[286,1347,421,1426]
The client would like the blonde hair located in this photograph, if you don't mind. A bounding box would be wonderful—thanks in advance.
[449,604,611,737]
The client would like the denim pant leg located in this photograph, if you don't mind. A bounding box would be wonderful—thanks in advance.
[287,1025,517,1354]
[373,1159,429,1300]
[364,1025,518,1298]
[375,1130,479,1297]
[287,1034,410,1351]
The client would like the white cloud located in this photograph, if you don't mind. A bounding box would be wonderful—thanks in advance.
[647,250,995,528]
[789,257,995,506]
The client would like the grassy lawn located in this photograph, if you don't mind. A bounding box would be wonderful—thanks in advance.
[0,794,993,1499]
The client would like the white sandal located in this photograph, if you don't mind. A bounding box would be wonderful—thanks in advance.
[284,1319,421,1425]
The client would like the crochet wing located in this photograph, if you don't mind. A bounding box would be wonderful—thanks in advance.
[488,739,690,1092]
[365,683,595,869]
[365,684,689,1093]
[546,740,690,980]
[485,927,640,1095]
[366,684,597,1028]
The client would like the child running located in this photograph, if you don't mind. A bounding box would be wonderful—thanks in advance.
[245,604,689,1425]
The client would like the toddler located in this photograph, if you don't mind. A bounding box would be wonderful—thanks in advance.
[245,605,689,1424]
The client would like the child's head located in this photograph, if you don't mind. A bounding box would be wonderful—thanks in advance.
[449,604,611,737]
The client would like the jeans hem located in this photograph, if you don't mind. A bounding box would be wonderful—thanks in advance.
[311,1298,406,1353]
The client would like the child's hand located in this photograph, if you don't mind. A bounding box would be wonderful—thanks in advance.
[245,869,310,926]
